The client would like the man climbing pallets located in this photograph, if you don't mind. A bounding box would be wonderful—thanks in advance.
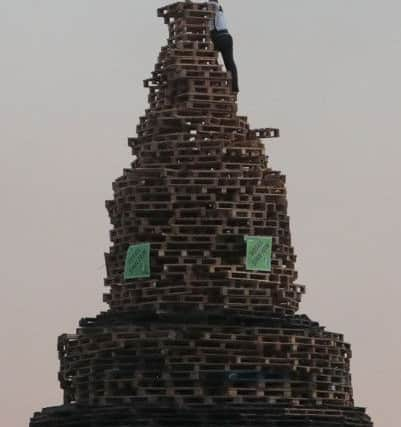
[208,0,239,93]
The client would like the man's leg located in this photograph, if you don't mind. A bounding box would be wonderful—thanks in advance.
[219,35,239,93]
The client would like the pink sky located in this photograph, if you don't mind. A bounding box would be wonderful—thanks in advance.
[1,1,400,426]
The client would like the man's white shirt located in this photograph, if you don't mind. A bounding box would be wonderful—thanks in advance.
[208,2,229,32]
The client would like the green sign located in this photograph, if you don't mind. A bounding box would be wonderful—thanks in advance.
[124,243,151,280]
[245,236,273,272]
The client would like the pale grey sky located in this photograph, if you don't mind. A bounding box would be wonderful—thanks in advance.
[1,1,400,426]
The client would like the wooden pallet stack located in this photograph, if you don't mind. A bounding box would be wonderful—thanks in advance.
[30,2,373,426]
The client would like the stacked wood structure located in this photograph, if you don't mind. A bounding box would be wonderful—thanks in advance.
[30,2,373,426]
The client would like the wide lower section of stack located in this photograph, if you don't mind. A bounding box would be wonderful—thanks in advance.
[58,313,354,408]
[30,403,372,426]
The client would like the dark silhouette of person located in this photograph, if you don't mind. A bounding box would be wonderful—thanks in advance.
[208,0,239,93]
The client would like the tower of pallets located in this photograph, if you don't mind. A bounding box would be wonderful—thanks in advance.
[30,2,373,426]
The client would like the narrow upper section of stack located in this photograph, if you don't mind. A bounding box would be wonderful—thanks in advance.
[129,1,279,170]
[104,1,303,317]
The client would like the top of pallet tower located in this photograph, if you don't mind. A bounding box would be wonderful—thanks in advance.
[158,1,215,21]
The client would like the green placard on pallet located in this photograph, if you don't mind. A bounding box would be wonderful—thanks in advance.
[245,236,273,272]
[124,243,151,280]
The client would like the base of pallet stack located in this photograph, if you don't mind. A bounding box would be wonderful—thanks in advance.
[56,312,355,408]
[30,404,372,426]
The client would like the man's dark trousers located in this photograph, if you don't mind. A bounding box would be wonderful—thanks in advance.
[212,31,239,93]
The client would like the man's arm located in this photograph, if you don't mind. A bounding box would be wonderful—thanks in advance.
[208,0,218,31]
[208,0,219,13]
